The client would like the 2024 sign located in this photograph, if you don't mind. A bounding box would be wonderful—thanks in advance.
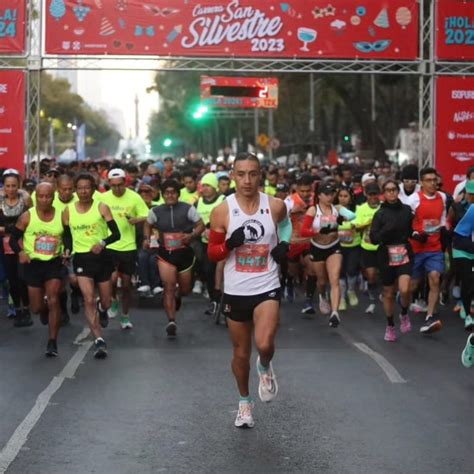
[0,9,17,38]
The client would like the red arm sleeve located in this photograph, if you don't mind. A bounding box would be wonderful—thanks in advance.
[208,229,230,262]
[300,214,317,238]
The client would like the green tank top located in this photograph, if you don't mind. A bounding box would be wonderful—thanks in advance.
[69,200,108,253]
[23,207,63,261]
[197,195,225,243]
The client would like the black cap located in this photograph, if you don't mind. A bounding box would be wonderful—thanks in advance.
[163,156,173,162]
[318,182,336,195]
[365,182,380,195]
[401,164,419,181]
[276,183,289,192]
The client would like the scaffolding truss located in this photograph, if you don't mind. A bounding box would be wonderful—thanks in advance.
[0,0,472,170]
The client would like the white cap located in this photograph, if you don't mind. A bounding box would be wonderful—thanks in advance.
[108,168,126,179]
[3,168,20,176]
[361,173,376,185]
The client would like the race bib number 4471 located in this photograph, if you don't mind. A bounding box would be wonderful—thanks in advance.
[235,244,269,273]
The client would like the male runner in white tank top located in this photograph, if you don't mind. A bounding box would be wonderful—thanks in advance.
[208,153,292,428]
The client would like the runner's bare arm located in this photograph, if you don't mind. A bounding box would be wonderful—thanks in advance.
[9,211,31,261]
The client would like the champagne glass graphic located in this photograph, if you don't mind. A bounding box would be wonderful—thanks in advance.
[298,27,317,52]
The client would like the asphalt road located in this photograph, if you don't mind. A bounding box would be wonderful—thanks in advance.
[0,289,471,474]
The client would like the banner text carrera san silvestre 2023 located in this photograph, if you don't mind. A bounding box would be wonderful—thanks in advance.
[0,0,27,54]
[44,0,419,60]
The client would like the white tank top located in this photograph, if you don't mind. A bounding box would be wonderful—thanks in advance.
[224,192,280,296]
[311,204,339,248]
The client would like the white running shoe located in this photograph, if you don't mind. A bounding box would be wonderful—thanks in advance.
[256,356,278,403]
[120,316,133,330]
[192,280,203,295]
[108,299,119,319]
[234,401,255,428]
[410,299,428,313]
[365,303,376,314]
[152,286,164,295]
[137,285,151,293]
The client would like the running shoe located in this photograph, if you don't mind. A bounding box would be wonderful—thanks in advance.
[347,290,359,307]
[384,326,397,342]
[338,298,347,311]
[152,286,164,295]
[461,335,474,368]
[319,297,331,315]
[192,280,203,295]
[45,339,58,357]
[108,299,119,319]
[93,338,108,359]
[70,291,80,314]
[329,311,340,328]
[399,314,412,334]
[234,400,255,428]
[286,286,294,303]
[14,309,33,327]
[365,303,375,315]
[420,315,442,334]
[120,316,133,330]
[301,299,315,315]
[204,301,217,316]
[464,315,474,331]
[410,299,428,313]
[166,321,177,337]
[137,285,151,294]
[6,304,16,319]
[256,356,278,402]
[96,298,109,328]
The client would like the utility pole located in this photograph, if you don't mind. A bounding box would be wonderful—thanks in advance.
[135,94,140,138]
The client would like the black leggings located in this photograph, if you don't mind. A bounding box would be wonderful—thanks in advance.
[4,254,29,308]
[455,258,473,317]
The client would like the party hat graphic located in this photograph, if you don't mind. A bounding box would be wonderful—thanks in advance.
[374,8,389,28]
[100,17,115,36]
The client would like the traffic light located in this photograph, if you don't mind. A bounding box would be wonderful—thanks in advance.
[343,134,350,142]
[192,104,209,120]
[163,137,173,148]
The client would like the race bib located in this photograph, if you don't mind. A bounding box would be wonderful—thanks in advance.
[163,232,184,251]
[422,219,440,235]
[320,215,338,229]
[235,244,269,273]
[387,245,409,267]
[2,235,16,255]
[34,235,59,256]
[338,229,354,244]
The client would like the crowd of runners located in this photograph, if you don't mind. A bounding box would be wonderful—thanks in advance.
[1,154,473,428]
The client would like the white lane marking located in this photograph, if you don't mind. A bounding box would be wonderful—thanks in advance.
[0,331,93,473]
[353,342,407,384]
[73,327,90,345]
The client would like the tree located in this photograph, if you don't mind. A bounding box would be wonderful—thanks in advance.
[40,72,121,158]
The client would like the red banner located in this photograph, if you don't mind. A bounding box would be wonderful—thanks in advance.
[0,71,25,172]
[0,1,27,55]
[44,0,419,60]
[435,76,474,194]
[435,0,474,61]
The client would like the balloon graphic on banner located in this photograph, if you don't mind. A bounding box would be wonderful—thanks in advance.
[374,8,390,28]
[395,7,412,28]
[351,15,361,26]
[50,0,66,21]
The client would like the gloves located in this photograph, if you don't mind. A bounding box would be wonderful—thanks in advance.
[270,241,289,265]
[320,226,337,235]
[336,215,345,225]
[225,226,246,250]
[411,231,428,243]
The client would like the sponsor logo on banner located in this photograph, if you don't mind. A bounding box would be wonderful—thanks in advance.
[436,76,474,193]
[0,1,27,54]
[44,0,419,60]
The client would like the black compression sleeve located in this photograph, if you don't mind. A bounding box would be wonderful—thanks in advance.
[9,226,24,254]
[103,219,121,246]
[63,225,73,253]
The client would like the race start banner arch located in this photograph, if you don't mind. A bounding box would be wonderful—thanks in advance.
[0,0,27,55]
[44,0,419,60]
[0,70,26,171]
[435,0,474,62]
[435,75,474,193]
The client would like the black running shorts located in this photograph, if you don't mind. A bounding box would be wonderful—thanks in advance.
[360,248,378,270]
[310,242,342,262]
[158,246,195,274]
[22,257,67,288]
[73,252,113,283]
[222,288,282,322]
[106,249,137,276]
